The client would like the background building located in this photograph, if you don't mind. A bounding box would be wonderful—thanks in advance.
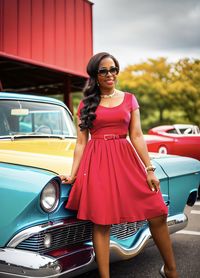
[0,0,93,111]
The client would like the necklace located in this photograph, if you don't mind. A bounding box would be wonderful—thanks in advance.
[100,90,116,98]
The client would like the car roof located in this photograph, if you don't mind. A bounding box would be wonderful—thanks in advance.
[151,124,197,131]
[173,124,195,128]
[0,92,66,107]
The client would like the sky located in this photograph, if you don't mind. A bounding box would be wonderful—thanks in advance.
[92,0,200,69]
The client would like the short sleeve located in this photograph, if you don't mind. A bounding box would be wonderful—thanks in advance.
[130,94,139,111]
[77,100,84,118]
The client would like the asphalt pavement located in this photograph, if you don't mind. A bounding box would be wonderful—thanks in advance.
[77,202,200,278]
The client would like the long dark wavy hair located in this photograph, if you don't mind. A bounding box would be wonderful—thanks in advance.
[79,52,120,131]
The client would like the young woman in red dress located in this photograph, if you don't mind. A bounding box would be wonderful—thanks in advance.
[59,52,178,278]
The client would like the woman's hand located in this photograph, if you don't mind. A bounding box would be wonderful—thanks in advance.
[59,175,76,184]
[146,171,160,192]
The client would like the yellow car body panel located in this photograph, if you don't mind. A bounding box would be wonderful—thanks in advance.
[0,139,76,174]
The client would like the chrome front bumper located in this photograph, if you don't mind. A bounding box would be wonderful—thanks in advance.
[0,246,96,278]
[0,213,188,278]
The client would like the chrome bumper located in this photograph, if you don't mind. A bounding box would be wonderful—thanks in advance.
[0,246,96,278]
[0,213,188,277]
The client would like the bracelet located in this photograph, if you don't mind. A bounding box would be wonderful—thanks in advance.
[145,165,156,172]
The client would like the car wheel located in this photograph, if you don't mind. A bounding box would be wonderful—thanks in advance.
[158,146,168,154]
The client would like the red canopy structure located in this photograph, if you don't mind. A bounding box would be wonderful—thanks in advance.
[0,0,93,110]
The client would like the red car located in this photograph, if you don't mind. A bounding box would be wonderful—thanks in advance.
[145,125,200,160]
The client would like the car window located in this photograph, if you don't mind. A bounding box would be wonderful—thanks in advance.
[195,126,200,134]
[183,128,192,134]
[180,127,198,135]
[166,129,177,134]
[0,100,76,137]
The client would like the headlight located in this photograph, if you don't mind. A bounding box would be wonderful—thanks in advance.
[40,179,60,212]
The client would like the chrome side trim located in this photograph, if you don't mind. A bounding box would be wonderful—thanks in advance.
[110,228,151,261]
[7,221,65,248]
[167,213,188,234]
[110,213,188,261]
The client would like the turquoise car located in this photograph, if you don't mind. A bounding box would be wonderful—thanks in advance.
[0,92,200,277]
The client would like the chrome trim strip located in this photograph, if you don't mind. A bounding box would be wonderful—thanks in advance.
[7,221,65,247]
[110,228,151,261]
[167,213,188,234]
[8,219,91,248]
[109,213,188,261]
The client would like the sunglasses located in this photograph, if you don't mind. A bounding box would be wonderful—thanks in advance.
[97,67,119,77]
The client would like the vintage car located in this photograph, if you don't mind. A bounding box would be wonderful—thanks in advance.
[145,127,200,160]
[0,92,200,278]
[148,124,200,135]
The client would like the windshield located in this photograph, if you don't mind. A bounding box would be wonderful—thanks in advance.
[0,100,76,138]
[167,126,200,135]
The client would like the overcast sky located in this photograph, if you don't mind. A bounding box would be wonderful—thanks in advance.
[92,0,200,68]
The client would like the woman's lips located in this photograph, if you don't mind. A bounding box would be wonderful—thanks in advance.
[106,79,114,85]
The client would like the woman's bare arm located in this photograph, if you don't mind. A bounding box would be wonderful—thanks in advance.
[59,117,89,183]
[129,109,160,192]
[129,109,151,167]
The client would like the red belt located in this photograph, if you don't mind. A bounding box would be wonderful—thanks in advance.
[91,134,127,140]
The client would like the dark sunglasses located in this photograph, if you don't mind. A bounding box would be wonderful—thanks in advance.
[97,67,119,77]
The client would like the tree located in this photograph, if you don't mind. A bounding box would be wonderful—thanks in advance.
[169,59,200,125]
[118,58,200,131]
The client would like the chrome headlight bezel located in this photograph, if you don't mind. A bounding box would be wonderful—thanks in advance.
[40,179,60,213]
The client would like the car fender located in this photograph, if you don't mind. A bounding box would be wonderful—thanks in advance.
[0,162,57,247]
[152,155,200,215]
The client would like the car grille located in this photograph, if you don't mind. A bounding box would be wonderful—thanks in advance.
[17,220,147,254]
[111,220,147,240]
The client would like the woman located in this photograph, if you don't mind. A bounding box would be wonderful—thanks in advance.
[59,52,178,278]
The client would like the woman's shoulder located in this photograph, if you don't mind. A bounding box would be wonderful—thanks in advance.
[124,91,137,97]
[121,91,139,111]
[116,91,137,101]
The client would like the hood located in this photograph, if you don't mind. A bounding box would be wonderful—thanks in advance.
[0,138,76,174]
[152,155,200,178]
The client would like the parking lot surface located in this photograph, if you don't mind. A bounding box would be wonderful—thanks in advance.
[76,202,200,278]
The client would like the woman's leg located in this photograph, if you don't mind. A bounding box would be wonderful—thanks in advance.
[148,215,178,278]
[92,224,111,278]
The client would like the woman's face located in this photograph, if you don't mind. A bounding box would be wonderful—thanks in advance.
[97,57,118,91]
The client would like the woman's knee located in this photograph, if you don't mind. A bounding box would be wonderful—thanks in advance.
[148,214,167,226]
[93,224,111,234]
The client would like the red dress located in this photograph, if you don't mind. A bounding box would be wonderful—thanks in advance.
[66,92,168,225]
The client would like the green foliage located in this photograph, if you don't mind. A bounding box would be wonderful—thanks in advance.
[72,92,83,126]
[118,58,200,132]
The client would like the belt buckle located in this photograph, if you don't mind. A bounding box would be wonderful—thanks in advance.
[104,134,119,140]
